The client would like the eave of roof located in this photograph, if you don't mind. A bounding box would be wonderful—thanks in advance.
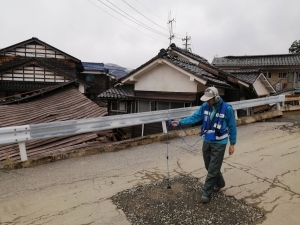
[98,84,134,100]
[0,56,89,87]
[168,43,210,65]
[230,69,261,84]
[0,81,76,105]
[0,37,81,63]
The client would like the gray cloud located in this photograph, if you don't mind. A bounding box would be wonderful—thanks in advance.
[1,0,299,69]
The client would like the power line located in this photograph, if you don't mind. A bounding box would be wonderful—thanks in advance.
[122,0,169,32]
[133,0,166,22]
[131,0,185,37]
[87,0,168,44]
[103,0,169,37]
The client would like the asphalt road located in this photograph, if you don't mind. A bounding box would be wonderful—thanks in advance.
[0,119,300,225]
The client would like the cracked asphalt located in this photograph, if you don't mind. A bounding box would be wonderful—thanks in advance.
[0,119,300,225]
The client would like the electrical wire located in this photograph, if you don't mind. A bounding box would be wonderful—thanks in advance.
[102,0,169,37]
[132,0,185,37]
[133,0,166,22]
[122,0,169,32]
[87,0,168,44]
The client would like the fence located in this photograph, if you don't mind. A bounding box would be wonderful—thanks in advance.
[0,95,285,161]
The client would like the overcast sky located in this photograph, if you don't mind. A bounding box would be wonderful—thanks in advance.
[1,0,300,69]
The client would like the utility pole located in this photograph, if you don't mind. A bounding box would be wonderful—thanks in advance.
[167,11,175,45]
[182,33,191,52]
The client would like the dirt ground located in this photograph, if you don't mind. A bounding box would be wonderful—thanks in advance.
[111,113,300,225]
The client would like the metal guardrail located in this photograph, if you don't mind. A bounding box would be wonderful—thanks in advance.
[0,95,285,161]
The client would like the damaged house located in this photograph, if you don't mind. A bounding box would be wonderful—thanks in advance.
[98,44,277,137]
[0,38,121,162]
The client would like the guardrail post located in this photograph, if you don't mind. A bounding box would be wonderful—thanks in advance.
[162,121,167,134]
[234,110,238,120]
[277,103,281,111]
[246,108,250,116]
[19,142,28,161]
[141,124,144,137]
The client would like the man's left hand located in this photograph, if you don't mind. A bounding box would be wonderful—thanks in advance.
[229,145,235,155]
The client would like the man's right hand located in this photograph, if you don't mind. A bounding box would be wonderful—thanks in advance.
[171,120,179,127]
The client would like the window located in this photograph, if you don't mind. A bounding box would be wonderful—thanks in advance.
[170,102,184,109]
[138,101,150,112]
[150,101,157,111]
[111,101,127,112]
[185,103,192,107]
[263,72,272,79]
[138,100,192,112]
[278,73,287,79]
[85,74,94,82]
[157,101,169,110]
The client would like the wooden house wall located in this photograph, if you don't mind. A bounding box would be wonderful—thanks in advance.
[0,65,69,83]
[1,43,73,59]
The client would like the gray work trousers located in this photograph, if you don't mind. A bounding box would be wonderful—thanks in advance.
[202,141,226,197]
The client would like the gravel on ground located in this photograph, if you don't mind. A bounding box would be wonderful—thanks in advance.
[111,176,264,225]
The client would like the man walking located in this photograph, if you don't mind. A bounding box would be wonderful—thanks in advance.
[171,86,236,203]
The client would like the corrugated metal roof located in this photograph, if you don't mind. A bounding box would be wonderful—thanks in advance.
[0,87,109,162]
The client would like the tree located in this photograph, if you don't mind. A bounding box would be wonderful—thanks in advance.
[289,40,300,53]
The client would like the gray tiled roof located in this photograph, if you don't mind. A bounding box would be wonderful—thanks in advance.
[82,62,109,73]
[169,43,210,65]
[117,49,232,93]
[229,70,261,84]
[98,84,134,99]
[163,54,232,88]
[212,53,300,67]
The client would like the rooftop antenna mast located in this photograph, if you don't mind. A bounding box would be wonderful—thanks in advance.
[167,11,175,45]
[182,33,192,52]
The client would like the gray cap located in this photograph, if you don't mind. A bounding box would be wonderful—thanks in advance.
[200,87,219,101]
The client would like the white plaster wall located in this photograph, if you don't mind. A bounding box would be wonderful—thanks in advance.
[253,79,269,96]
[134,64,197,92]
[78,84,85,93]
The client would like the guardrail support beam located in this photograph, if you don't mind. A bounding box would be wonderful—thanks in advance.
[234,110,238,120]
[162,121,167,134]
[277,103,281,111]
[19,142,27,161]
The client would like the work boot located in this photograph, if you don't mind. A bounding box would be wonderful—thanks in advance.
[213,182,225,192]
[200,195,211,204]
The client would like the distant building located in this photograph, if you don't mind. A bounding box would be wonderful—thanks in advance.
[104,63,132,79]
[212,53,300,94]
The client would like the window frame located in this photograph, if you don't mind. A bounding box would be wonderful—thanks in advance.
[138,100,192,112]
[111,101,127,113]
[263,72,272,79]
[278,72,287,79]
